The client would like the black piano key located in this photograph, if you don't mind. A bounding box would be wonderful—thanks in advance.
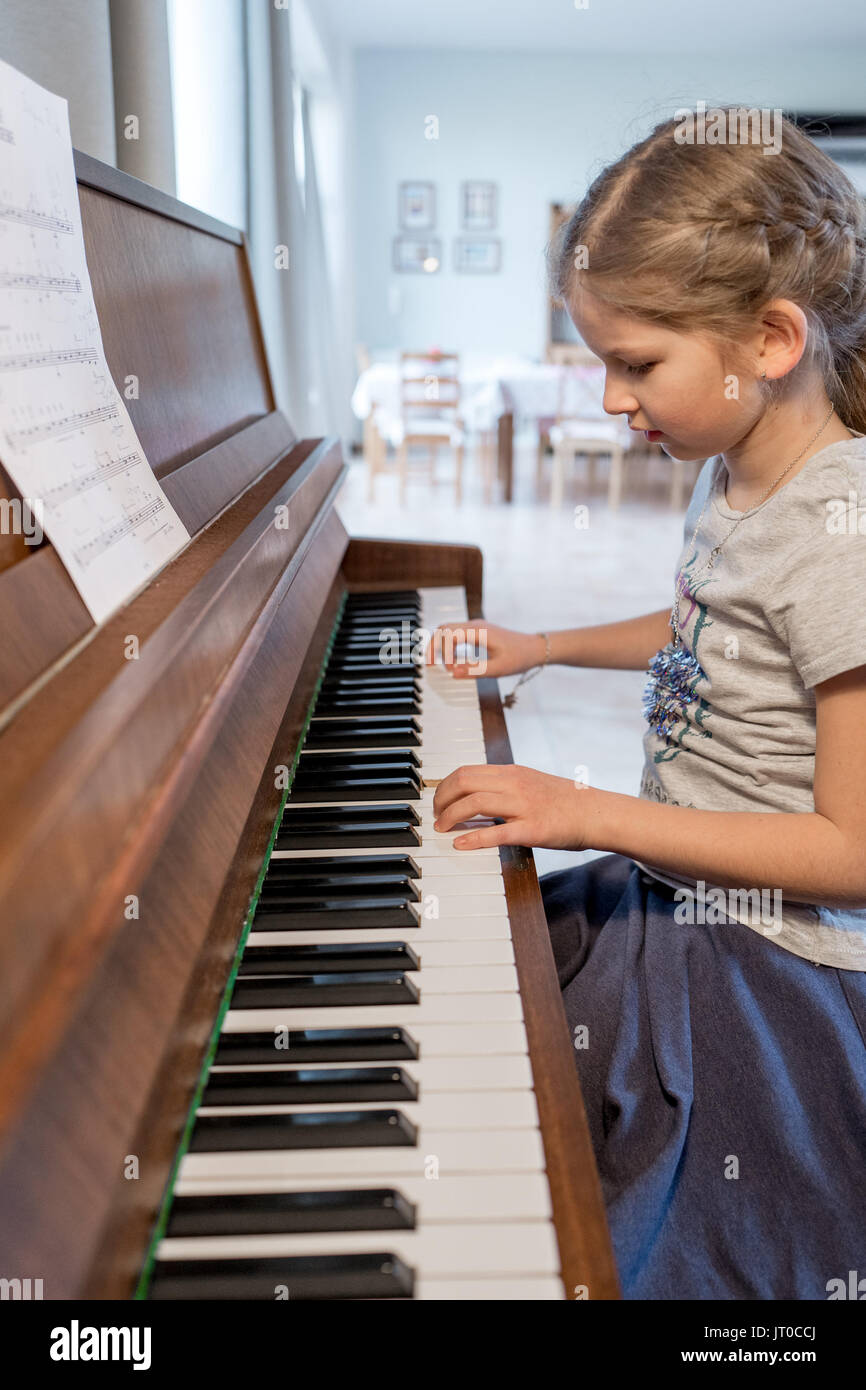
[304,718,421,749]
[252,897,421,930]
[314,697,420,717]
[259,870,420,895]
[189,1109,418,1152]
[203,1066,419,1106]
[264,853,421,880]
[239,941,420,973]
[278,795,419,822]
[278,802,421,824]
[214,1027,420,1065]
[320,672,420,687]
[331,636,408,649]
[274,816,421,850]
[165,1187,416,1237]
[294,756,422,778]
[149,1252,415,1300]
[230,971,420,1010]
[288,775,421,802]
[319,663,419,681]
[343,590,420,604]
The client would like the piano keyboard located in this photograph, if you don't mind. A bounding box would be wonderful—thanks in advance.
[148,587,564,1300]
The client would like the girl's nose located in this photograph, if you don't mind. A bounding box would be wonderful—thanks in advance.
[603,382,638,416]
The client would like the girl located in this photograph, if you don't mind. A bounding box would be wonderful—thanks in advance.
[428,109,866,1301]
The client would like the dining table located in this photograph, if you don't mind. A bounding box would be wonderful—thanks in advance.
[351,354,627,502]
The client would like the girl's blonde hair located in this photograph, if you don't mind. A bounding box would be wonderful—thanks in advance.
[548,109,866,433]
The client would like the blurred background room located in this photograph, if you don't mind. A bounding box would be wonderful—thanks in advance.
[3,0,865,872]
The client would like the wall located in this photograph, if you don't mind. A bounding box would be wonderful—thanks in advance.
[352,45,866,360]
[0,0,115,162]
[166,0,246,227]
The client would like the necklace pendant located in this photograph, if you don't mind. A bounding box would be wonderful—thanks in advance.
[642,641,707,739]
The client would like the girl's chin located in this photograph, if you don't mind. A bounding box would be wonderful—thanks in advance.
[658,440,703,461]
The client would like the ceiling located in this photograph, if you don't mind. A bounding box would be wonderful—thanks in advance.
[315,0,866,53]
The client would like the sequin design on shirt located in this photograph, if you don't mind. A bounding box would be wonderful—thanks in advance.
[643,552,715,761]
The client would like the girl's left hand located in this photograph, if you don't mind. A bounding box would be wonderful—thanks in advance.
[432,763,595,851]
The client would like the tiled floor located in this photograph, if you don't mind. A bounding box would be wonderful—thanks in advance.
[335,431,694,878]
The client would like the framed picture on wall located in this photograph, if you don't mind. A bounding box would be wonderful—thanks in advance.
[398,181,436,230]
[460,181,497,231]
[393,235,442,273]
[454,236,501,273]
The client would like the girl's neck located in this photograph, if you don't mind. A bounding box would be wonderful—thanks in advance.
[721,393,855,511]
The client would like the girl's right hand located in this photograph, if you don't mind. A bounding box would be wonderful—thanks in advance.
[425,622,547,679]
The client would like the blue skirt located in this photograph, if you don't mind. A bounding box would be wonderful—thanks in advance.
[539,853,866,1300]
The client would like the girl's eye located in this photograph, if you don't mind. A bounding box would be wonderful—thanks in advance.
[625,362,655,376]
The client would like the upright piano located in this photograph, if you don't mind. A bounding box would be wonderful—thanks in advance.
[0,153,618,1300]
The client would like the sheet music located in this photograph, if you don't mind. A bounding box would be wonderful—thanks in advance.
[0,59,189,623]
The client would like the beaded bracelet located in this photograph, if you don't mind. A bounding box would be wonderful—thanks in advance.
[503,632,551,708]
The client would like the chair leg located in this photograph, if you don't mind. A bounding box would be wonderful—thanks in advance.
[365,417,377,502]
[608,447,624,509]
[481,432,494,503]
[670,459,684,509]
[550,446,566,508]
[397,442,408,504]
[536,430,548,495]
[455,443,464,505]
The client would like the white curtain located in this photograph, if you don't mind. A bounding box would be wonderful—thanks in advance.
[301,87,354,443]
[244,0,311,437]
[108,0,176,194]
[0,0,115,164]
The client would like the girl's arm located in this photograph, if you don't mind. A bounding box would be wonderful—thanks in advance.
[547,609,672,671]
[431,665,866,909]
[429,609,672,678]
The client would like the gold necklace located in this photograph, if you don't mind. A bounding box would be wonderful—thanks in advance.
[645,402,837,739]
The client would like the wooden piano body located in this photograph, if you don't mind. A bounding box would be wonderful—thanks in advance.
[0,154,618,1300]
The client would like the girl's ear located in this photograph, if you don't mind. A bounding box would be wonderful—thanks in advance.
[757,299,810,379]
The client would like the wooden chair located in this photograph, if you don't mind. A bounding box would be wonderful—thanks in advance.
[354,344,389,501]
[379,351,465,505]
[541,366,623,508]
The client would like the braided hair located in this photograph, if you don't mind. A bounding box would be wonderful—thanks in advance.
[548,109,866,433]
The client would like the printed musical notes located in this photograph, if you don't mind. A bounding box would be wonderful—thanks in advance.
[0,58,189,623]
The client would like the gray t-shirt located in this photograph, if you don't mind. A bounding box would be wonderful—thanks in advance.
[636,434,866,969]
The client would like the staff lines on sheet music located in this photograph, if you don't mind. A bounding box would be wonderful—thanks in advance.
[5,401,120,451]
[73,497,166,569]
[44,450,141,505]
[0,345,98,372]
[0,201,73,234]
[0,270,80,294]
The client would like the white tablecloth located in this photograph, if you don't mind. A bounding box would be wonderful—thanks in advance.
[351,357,629,440]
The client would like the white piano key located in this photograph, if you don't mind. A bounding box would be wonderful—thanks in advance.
[222,991,522,1033]
[156,1221,560,1278]
[197,1088,538,1128]
[218,1020,530,1058]
[409,964,519,993]
[414,894,509,919]
[245,916,514,947]
[413,939,515,967]
[416,1277,563,1300]
[179,1126,545,1181]
[407,874,504,897]
[172,1172,551,1222]
[209,1054,533,1090]
[270,848,502,871]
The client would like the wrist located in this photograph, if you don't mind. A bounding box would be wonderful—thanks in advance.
[573,783,614,851]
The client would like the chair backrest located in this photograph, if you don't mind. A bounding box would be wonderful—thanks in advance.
[547,343,601,367]
[400,350,460,421]
[554,362,608,426]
